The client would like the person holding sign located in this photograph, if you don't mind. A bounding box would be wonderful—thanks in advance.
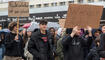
[62,26,93,60]
[3,22,24,60]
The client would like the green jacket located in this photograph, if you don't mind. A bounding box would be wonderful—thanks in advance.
[56,37,64,60]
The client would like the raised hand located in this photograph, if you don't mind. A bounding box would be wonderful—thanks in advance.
[86,26,92,36]
[87,26,92,33]
[71,26,78,37]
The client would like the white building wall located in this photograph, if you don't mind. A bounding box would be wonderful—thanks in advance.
[0,3,8,8]
[29,0,74,5]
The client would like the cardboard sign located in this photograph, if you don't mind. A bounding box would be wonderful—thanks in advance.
[65,4,104,28]
[8,1,29,17]
[59,19,66,28]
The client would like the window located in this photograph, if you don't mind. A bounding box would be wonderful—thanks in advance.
[99,0,102,1]
[36,4,41,8]
[59,2,65,6]
[68,1,74,3]
[92,0,94,2]
[78,0,83,3]
[51,3,57,6]
[88,0,93,2]
[30,5,34,8]
[44,3,49,7]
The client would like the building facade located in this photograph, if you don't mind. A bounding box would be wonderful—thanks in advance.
[0,0,105,28]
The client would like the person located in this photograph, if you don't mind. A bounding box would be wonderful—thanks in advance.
[62,26,93,60]
[22,29,28,46]
[56,28,62,40]
[97,25,105,59]
[19,27,24,36]
[49,27,56,55]
[93,29,101,39]
[90,29,101,49]
[101,25,105,34]
[24,29,33,60]
[86,36,100,60]
[0,32,5,60]
[28,20,54,60]
[3,22,24,60]
[56,28,67,60]
[98,25,105,51]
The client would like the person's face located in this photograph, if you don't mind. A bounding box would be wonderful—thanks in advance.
[39,24,47,31]
[50,29,55,36]
[27,31,32,37]
[94,32,100,37]
[22,29,26,35]
[13,26,17,32]
[75,29,81,36]
[102,26,105,33]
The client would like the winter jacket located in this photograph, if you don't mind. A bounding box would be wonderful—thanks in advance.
[62,35,93,60]
[56,37,64,60]
[28,30,54,60]
[4,32,24,58]
[86,47,100,60]
[98,33,105,58]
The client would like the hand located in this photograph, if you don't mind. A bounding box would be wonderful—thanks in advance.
[86,26,92,36]
[72,26,78,34]
[87,26,92,32]
[71,26,78,37]
[14,35,18,40]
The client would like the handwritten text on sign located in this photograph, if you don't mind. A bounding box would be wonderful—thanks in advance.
[8,1,29,17]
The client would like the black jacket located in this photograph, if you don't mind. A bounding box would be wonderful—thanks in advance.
[0,33,5,47]
[86,33,105,60]
[98,33,105,58]
[4,32,24,57]
[99,33,105,50]
[86,47,100,60]
[62,35,93,60]
[28,30,54,60]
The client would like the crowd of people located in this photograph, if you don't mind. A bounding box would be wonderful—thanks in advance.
[0,20,105,60]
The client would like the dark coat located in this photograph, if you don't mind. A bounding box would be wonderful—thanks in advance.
[98,33,105,58]
[62,35,93,60]
[4,32,24,57]
[28,30,54,60]
[87,33,105,59]
[99,33,105,50]
[86,47,100,60]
